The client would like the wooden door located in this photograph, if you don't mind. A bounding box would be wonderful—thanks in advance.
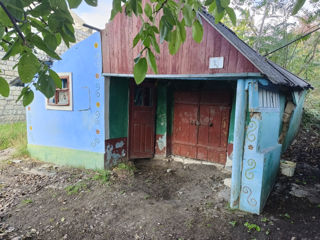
[172,90,231,164]
[129,81,156,159]
[172,92,200,158]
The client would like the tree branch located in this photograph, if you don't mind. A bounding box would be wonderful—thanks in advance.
[0,1,26,44]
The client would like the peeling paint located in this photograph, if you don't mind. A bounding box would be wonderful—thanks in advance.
[115,141,124,148]
[157,133,167,151]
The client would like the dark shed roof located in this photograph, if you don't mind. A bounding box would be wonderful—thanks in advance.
[200,10,312,89]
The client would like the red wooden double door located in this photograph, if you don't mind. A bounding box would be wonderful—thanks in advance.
[172,90,231,164]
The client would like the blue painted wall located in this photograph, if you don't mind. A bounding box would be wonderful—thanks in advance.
[26,32,105,154]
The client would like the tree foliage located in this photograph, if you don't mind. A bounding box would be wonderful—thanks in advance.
[0,0,97,105]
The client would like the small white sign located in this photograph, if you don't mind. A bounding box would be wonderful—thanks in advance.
[209,57,224,69]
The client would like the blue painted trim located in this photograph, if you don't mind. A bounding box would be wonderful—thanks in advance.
[230,79,247,208]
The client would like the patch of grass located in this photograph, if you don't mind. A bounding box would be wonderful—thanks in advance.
[114,162,136,173]
[0,122,29,158]
[92,170,111,184]
[261,217,269,223]
[244,222,261,232]
[65,182,87,195]
[22,199,33,204]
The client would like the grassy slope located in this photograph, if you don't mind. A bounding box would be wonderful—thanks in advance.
[0,122,29,157]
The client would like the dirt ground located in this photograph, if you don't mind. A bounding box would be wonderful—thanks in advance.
[0,128,320,240]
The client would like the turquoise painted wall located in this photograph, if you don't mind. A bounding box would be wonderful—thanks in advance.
[282,90,307,151]
[26,33,105,155]
[109,77,129,139]
[239,80,282,214]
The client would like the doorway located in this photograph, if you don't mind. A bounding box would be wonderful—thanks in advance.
[129,81,156,159]
[172,90,231,164]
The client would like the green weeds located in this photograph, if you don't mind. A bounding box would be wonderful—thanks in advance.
[92,170,111,184]
[244,222,261,232]
[65,182,87,195]
[229,220,237,227]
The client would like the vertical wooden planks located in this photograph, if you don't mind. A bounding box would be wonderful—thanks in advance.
[101,12,262,75]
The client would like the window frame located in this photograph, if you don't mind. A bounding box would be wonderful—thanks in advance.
[45,72,73,111]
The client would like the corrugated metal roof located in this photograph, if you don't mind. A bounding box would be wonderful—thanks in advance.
[200,10,312,89]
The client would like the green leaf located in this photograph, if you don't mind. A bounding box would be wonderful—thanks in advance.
[160,17,169,44]
[23,89,34,107]
[220,0,230,8]
[18,52,40,83]
[85,0,97,7]
[292,0,306,15]
[133,57,147,85]
[178,19,186,43]
[214,8,225,23]
[144,3,152,19]
[49,69,62,88]
[67,0,82,8]
[133,33,140,48]
[38,74,56,98]
[6,0,24,21]
[2,39,22,60]
[131,0,138,15]
[43,32,59,51]
[147,49,158,74]
[49,0,69,11]
[113,0,122,12]
[150,35,160,53]
[182,5,193,27]
[168,29,181,55]
[192,20,203,43]
[31,35,61,60]
[0,8,12,26]
[226,7,236,26]
[30,2,51,17]
[163,7,176,26]
[0,25,4,39]
[204,0,214,6]
[62,23,76,43]
[0,77,10,97]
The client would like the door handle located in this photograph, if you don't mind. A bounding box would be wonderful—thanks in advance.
[195,120,200,126]
[209,122,213,127]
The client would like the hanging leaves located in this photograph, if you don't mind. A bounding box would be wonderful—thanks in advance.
[192,20,203,43]
[0,77,10,97]
[133,57,148,85]
[18,52,40,83]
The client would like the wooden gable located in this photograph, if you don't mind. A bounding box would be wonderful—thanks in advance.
[101,12,259,75]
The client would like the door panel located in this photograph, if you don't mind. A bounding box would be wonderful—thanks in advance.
[129,82,156,159]
[172,90,231,164]
[172,92,199,158]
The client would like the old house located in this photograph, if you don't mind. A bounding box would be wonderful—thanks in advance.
[26,9,311,214]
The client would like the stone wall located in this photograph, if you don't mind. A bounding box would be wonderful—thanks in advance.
[0,13,93,124]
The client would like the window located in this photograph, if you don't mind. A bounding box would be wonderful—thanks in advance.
[134,87,153,106]
[46,72,73,111]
